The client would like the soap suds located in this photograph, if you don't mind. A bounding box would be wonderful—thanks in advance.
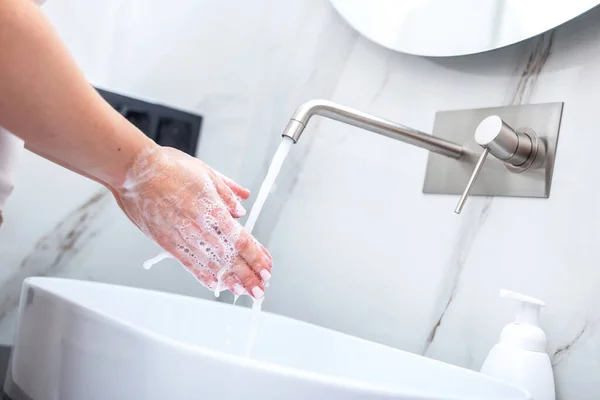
[141,139,292,310]
[143,252,173,270]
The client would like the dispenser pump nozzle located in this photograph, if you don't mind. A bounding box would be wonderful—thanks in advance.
[500,289,546,326]
[498,289,548,352]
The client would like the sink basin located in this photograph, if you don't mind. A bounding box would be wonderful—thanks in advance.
[4,278,530,400]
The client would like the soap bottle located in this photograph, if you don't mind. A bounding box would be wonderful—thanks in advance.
[480,289,555,400]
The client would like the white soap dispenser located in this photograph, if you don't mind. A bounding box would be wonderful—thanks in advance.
[480,289,555,400]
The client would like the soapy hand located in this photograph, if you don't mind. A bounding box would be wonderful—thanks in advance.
[113,145,272,299]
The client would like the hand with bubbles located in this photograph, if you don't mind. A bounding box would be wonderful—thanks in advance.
[0,0,269,300]
[113,145,272,299]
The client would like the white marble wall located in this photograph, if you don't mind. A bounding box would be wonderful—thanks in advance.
[2,0,600,398]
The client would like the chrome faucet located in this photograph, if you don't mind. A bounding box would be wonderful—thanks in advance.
[280,99,562,214]
[281,100,464,159]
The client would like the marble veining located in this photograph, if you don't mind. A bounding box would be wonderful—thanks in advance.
[422,30,557,357]
[511,32,555,105]
[0,189,110,320]
[422,198,493,355]
[552,321,590,367]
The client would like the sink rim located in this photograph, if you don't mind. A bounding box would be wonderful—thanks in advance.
[21,277,531,400]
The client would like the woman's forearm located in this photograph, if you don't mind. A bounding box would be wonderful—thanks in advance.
[0,0,154,188]
[0,1,275,300]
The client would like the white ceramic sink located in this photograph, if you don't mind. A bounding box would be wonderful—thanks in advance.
[4,278,531,400]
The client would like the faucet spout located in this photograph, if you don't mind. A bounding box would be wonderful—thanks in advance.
[281,99,464,159]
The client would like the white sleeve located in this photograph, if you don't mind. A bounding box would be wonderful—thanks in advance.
[0,129,24,212]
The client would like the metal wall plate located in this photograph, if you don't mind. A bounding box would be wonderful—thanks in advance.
[423,103,564,198]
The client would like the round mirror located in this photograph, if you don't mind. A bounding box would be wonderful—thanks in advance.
[330,0,600,57]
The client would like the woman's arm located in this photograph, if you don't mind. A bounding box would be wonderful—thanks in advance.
[0,0,273,298]
[0,0,151,188]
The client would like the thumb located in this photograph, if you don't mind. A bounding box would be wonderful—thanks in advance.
[212,173,247,218]
[213,170,250,201]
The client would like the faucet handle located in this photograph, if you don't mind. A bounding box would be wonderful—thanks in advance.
[454,148,490,214]
[474,116,533,167]
[455,116,542,214]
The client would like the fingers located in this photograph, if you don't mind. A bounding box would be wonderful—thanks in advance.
[211,173,247,219]
[231,256,264,299]
[174,223,252,298]
[172,246,218,290]
[164,193,272,300]
[161,147,249,201]
[204,218,271,299]
[213,170,250,201]
[235,230,272,282]
[258,241,273,264]
[189,266,218,291]
[167,229,223,291]
[171,229,272,299]
[220,270,246,296]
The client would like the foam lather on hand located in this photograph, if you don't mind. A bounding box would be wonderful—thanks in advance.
[115,145,272,299]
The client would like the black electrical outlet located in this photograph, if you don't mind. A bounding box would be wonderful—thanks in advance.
[95,87,202,156]
[122,107,152,138]
[156,117,195,155]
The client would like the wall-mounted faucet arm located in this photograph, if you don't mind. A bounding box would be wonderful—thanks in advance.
[282,100,464,159]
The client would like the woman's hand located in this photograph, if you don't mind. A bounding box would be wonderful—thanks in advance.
[113,145,272,299]
[0,0,273,297]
